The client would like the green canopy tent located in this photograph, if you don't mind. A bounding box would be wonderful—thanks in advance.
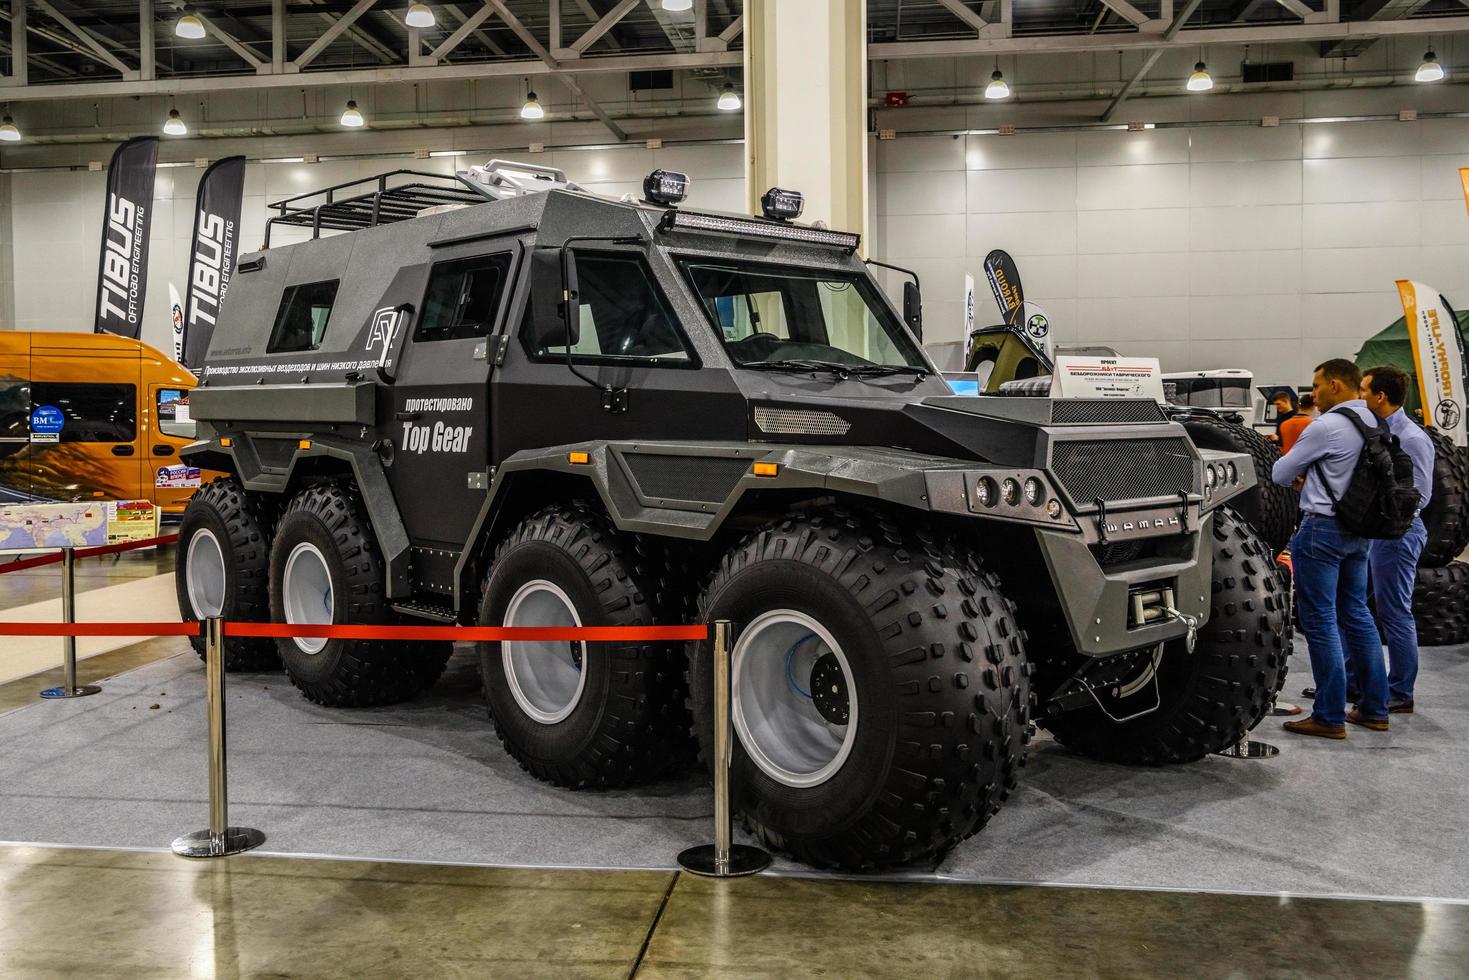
[1355,309,1469,421]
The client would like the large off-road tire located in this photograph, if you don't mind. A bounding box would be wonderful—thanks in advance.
[269,483,449,707]
[1418,427,1469,568]
[1178,412,1297,553]
[688,508,1030,872]
[1412,561,1469,646]
[175,477,280,672]
[476,501,690,789]
[1040,507,1291,765]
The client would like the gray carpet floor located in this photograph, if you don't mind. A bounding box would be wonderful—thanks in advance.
[2,637,1466,900]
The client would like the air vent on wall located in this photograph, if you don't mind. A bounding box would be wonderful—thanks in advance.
[1241,62,1293,84]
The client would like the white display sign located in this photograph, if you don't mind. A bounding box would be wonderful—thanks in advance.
[962,273,976,364]
[1051,355,1166,402]
[1020,301,1055,363]
[1397,279,1468,447]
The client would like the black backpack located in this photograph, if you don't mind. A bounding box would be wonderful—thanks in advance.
[1312,407,1419,540]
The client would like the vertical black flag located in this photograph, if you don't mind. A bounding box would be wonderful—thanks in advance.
[181,155,246,368]
[94,136,160,337]
[983,249,1025,328]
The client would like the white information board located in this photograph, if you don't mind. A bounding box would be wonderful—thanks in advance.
[1051,355,1166,402]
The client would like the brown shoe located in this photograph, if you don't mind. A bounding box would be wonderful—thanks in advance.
[1347,708,1389,731]
[1388,698,1414,715]
[1283,717,1347,740]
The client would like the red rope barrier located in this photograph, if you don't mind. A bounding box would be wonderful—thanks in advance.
[0,621,709,641]
[0,532,179,576]
[0,552,65,574]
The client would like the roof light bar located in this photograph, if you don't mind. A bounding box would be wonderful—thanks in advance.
[659,209,860,252]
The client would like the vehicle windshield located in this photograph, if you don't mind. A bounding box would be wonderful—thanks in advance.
[680,260,927,370]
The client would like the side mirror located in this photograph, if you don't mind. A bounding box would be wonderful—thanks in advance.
[903,280,923,342]
[529,248,582,351]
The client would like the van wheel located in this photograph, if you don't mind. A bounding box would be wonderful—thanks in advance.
[689,509,1031,871]
[270,483,449,707]
[477,501,688,789]
[174,477,280,672]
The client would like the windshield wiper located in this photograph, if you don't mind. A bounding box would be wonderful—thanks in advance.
[742,359,928,380]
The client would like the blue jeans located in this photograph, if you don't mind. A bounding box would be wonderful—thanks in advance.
[1369,516,1427,701]
[1290,515,1388,725]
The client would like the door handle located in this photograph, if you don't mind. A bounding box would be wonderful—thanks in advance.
[111,445,135,457]
[153,445,174,456]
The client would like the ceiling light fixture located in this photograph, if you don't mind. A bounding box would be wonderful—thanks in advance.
[717,82,741,111]
[163,107,187,135]
[0,115,20,142]
[175,4,205,40]
[340,99,365,127]
[405,3,435,28]
[1416,50,1445,83]
[985,69,1010,100]
[520,91,544,120]
[661,0,694,10]
[1187,61,1214,93]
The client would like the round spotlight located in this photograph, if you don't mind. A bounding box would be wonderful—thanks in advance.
[717,82,742,111]
[1204,464,1218,490]
[1046,499,1063,520]
[662,0,694,10]
[405,3,436,28]
[1187,62,1214,93]
[984,69,1010,101]
[340,99,365,127]
[1226,462,1239,485]
[1416,50,1445,83]
[0,116,20,142]
[163,108,187,136]
[1023,477,1043,506]
[1001,478,1020,506]
[975,477,998,508]
[175,5,206,40]
[520,91,545,120]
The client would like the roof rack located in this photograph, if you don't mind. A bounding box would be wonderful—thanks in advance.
[262,161,587,247]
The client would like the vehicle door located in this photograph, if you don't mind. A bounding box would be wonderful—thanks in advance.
[0,343,30,502]
[28,346,142,503]
[386,236,519,586]
[149,383,200,511]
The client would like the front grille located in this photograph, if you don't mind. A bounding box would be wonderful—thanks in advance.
[1050,437,1198,506]
[624,453,750,503]
[1051,399,1164,425]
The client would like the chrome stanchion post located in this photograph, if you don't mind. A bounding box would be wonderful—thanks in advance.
[679,620,771,877]
[173,616,265,858]
[40,547,101,699]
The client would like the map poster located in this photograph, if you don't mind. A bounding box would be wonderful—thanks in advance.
[1,500,159,552]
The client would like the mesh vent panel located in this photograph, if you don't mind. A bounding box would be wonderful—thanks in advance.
[1050,437,1197,505]
[753,406,851,436]
[1051,399,1164,425]
[625,454,751,503]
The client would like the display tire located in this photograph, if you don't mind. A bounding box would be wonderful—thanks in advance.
[1040,507,1291,765]
[1418,427,1469,568]
[688,508,1031,872]
[175,477,280,672]
[269,482,449,707]
[1412,561,1469,646]
[476,501,689,789]
[1177,412,1297,554]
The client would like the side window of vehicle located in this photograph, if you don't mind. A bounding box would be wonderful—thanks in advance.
[267,280,339,353]
[534,253,690,363]
[0,377,28,441]
[30,382,136,443]
[415,253,513,343]
[156,388,195,439]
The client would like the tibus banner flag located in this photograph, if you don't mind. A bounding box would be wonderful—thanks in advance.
[182,155,246,369]
[1396,279,1468,447]
[94,137,159,337]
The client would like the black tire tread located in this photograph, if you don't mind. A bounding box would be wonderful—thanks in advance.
[1418,427,1469,568]
[1412,561,1469,645]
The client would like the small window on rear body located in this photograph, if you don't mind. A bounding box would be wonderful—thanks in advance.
[268,280,340,353]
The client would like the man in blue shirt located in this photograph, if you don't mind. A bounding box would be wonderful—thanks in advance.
[1361,365,1435,714]
[1273,358,1388,739]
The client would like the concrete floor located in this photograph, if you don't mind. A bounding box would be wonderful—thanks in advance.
[0,844,1465,978]
[3,549,1468,976]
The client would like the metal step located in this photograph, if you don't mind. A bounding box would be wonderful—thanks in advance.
[391,599,458,624]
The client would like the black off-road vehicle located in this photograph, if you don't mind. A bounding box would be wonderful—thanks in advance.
[176,161,1290,870]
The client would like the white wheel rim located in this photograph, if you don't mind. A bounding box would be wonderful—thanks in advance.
[185,528,226,620]
[732,609,858,789]
[282,542,333,655]
[502,579,587,725]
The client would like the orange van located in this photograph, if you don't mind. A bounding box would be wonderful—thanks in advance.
[0,331,208,517]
